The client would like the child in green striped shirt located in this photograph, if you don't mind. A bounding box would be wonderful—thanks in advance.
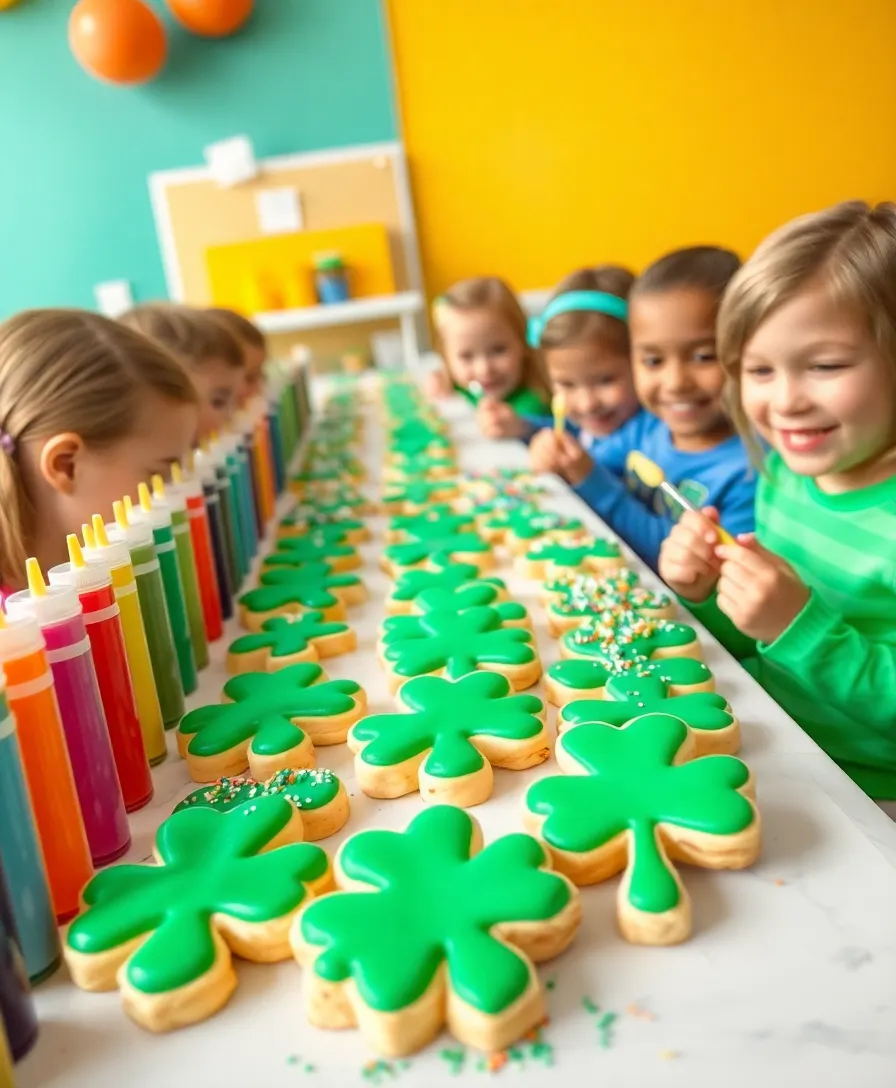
[659,201,896,803]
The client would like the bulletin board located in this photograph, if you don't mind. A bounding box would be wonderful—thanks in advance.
[148,142,423,308]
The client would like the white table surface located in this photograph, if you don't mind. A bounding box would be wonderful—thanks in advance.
[19,391,896,1088]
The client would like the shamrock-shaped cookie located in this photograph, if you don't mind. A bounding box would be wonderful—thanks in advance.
[349,673,549,807]
[266,532,361,572]
[381,477,460,514]
[386,560,507,615]
[543,569,675,635]
[386,419,452,458]
[277,507,369,545]
[524,714,760,945]
[178,663,366,782]
[226,613,356,675]
[238,563,366,630]
[385,505,475,544]
[65,796,331,1032]
[379,605,541,693]
[460,468,542,503]
[382,529,493,576]
[485,504,583,553]
[545,654,714,708]
[518,535,625,580]
[384,452,457,481]
[560,610,702,667]
[410,582,530,628]
[560,668,739,755]
[291,805,580,1056]
[175,768,349,842]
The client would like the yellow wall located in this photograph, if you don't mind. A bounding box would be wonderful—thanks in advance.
[387,0,896,297]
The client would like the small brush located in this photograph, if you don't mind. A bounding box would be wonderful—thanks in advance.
[627,451,736,544]
[552,392,567,435]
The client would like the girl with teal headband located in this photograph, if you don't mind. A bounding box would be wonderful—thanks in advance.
[426,276,551,434]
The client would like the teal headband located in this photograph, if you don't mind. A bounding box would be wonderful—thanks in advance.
[527,290,628,348]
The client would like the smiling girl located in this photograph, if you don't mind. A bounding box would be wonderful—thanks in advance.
[659,201,896,806]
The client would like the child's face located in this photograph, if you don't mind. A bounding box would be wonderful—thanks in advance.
[239,341,266,406]
[544,339,638,437]
[192,356,244,440]
[741,282,895,488]
[630,288,730,451]
[439,307,525,400]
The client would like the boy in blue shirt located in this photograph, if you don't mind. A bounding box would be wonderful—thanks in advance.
[528,247,755,569]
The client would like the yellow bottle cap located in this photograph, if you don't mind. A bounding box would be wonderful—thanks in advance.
[67,535,87,569]
[25,557,47,598]
[82,522,97,550]
[113,500,130,531]
[92,514,111,548]
[138,482,153,513]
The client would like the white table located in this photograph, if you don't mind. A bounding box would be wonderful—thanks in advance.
[19,393,896,1088]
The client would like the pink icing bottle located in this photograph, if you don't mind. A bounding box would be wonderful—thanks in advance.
[5,560,130,866]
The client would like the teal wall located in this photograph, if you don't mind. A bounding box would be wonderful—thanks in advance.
[0,0,396,318]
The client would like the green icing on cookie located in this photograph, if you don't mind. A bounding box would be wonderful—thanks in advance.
[279,508,365,537]
[525,537,622,567]
[526,714,754,913]
[548,655,712,695]
[561,610,698,666]
[352,672,544,780]
[487,504,582,542]
[241,563,361,614]
[67,797,328,994]
[174,768,341,815]
[390,562,505,604]
[381,605,536,681]
[390,453,457,476]
[389,506,474,540]
[387,420,452,457]
[179,663,361,760]
[228,613,349,663]
[414,581,503,613]
[382,478,458,507]
[308,491,366,515]
[299,805,569,1014]
[384,530,490,571]
[546,570,671,621]
[561,671,732,734]
[270,533,358,566]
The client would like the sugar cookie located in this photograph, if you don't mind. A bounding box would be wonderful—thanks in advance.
[485,504,584,554]
[177,663,366,781]
[384,504,475,544]
[382,528,494,576]
[517,535,626,580]
[226,613,357,674]
[239,563,367,630]
[349,672,549,807]
[278,507,370,545]
[543,570,675,635]
[560,611,702,666]
[384,452,457,481]
[386,561,508,615]
[175,768,350,841]
[544,655,714,708]
[523,713,760,944]
[408,583,530,628]
[379,604,541,694]
[65,797,331,1032]
[266,532,361,572]
[381,477,460,514]
[291,805,581,1056]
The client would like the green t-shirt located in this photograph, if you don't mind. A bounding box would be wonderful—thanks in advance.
[456,384,550,416]
[688,451,896,798]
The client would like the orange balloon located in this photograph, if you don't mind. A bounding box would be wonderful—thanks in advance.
[167,0,253,37]
[69,0,167,85]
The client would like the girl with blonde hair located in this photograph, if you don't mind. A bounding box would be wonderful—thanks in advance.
[427,276,550,437]
[659,201,896,806]
[0,310,198,594]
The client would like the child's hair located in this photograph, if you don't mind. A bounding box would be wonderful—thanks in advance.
[206,308,267,353]
[539,265,635,356]
[631,245,741,307]
[718,200,896,461]
[120,303,244,370]
[0,309,197,584]
[433,276,550,401]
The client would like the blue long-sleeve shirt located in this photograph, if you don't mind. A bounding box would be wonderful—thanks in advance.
[523,411,756,569]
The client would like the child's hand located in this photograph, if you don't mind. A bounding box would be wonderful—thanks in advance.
[659,507,723,602]
[716,536,811,644]
[423,369,453,399]
[476,397,526,439]
[529,429,593,485]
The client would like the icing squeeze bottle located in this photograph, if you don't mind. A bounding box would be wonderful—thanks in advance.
[49,537,152,813]
[231,427,259,556]
[193,449,233,621]
[108,502,184,728]
[214,436,247,584]
[0,612,92,922]
[132,484,197,694]
[0,672,60,983]
[168,462,223,640]
[265,386,287,494]
[151,475,209,668]
[248,402,276,524]
[237,412,265,535]
[0,857,38,1062]
[6,561,130,867]
[83,516,166,765]
[222,432,253,573]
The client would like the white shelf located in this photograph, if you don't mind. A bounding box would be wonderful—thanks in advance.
[253,290,424,334]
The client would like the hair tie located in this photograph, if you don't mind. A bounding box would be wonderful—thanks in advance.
[0,431,15,456]
[527,290,629,348]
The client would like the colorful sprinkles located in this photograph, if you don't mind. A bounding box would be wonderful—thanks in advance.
[179,768,338,812]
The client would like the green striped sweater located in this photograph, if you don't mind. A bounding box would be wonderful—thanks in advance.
[689,451,896,798]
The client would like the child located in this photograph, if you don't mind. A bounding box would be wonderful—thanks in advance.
[207,307,267,405]
[659,201,896,807]
[523,265,641,438]
[0,310,197,593]
[120,304,244,440]
[426,276,550,437]
[530,246,754,569]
